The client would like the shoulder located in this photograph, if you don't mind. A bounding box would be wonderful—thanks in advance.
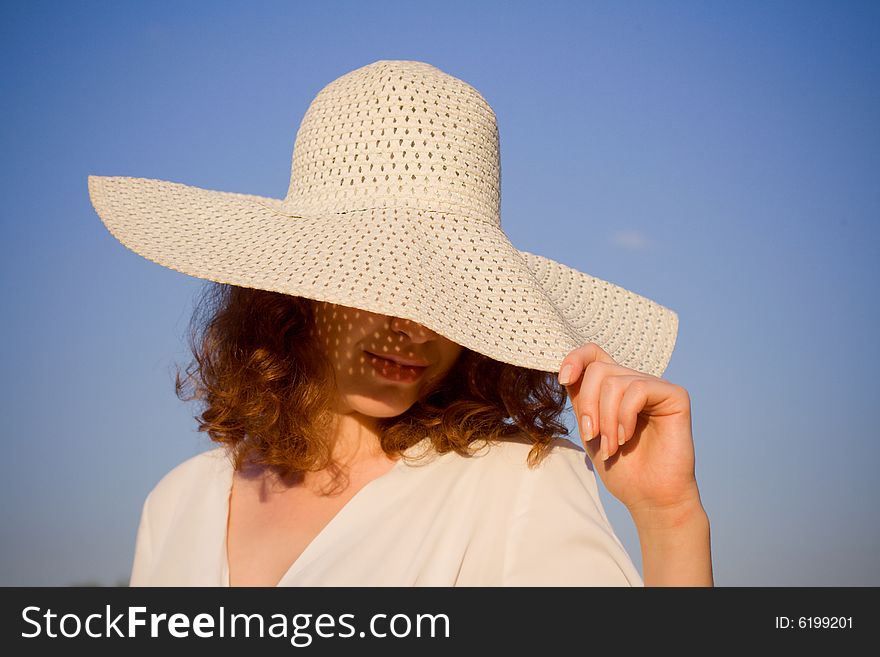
[453,434,607,524]
[486,435,601,498]
[466,434,593,478]
[486,437,642,585]
[409,434,595,496]
[131,447,232,585]
[143,446,231,510]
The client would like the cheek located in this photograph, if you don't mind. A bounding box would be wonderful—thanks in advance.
[440,344,464,371]
[312,305,383,356]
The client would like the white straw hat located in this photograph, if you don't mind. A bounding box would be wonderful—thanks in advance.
[87,59,678,377]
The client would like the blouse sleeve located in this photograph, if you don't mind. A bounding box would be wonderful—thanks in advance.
[501,442,644,586]
[128,492,153,587]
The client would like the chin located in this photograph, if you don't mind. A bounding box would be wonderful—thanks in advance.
[349,396,416,419]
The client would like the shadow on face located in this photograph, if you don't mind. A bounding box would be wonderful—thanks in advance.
[309,301,464,418]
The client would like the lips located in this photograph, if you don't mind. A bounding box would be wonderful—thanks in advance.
[365,351,430,368]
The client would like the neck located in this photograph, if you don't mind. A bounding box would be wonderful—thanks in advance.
[326,412,388,467]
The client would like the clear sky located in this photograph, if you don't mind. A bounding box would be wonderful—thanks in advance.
[2,0,878,586]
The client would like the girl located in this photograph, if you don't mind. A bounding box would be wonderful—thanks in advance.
[88,59,712,587]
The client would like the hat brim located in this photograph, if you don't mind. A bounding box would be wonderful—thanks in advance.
[88,175,678,377]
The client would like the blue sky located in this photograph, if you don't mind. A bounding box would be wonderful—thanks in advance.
[2,0,878,585]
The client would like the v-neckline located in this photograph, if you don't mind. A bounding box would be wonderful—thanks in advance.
[220,442,425,587]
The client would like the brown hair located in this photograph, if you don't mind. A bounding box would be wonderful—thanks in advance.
[175,283,571,486]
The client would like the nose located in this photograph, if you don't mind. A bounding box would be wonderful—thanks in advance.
[390,316,437,344]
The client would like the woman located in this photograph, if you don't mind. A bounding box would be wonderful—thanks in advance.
[88,59,712,586]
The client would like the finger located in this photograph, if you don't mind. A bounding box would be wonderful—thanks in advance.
[579,419,602,463]
[568,356,607,450]
[617,378,651,447]
[557,342,619,387]
[560,344,631,444]
[598,374,630,461]
[574,360,617,444]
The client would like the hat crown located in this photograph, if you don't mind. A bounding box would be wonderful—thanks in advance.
[283,60,502,226]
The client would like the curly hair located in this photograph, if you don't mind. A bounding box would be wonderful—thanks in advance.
[175,282,571,489]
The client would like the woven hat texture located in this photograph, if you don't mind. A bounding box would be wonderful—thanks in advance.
[88,59,678,377]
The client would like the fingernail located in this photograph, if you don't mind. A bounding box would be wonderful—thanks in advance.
[582,415,594,440]
[600,434,608,461]
[618,423,626,446]
[558,364,572,386]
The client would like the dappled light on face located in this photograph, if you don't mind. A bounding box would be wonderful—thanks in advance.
[314,303,376,377]
[312,300,460,388]
[362,317,443,384]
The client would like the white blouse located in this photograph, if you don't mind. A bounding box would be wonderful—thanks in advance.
[130,436,643,586]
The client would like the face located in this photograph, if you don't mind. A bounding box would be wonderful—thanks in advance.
[310,301,464,419]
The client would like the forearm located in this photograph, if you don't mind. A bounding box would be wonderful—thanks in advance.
[630,501,714,587]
